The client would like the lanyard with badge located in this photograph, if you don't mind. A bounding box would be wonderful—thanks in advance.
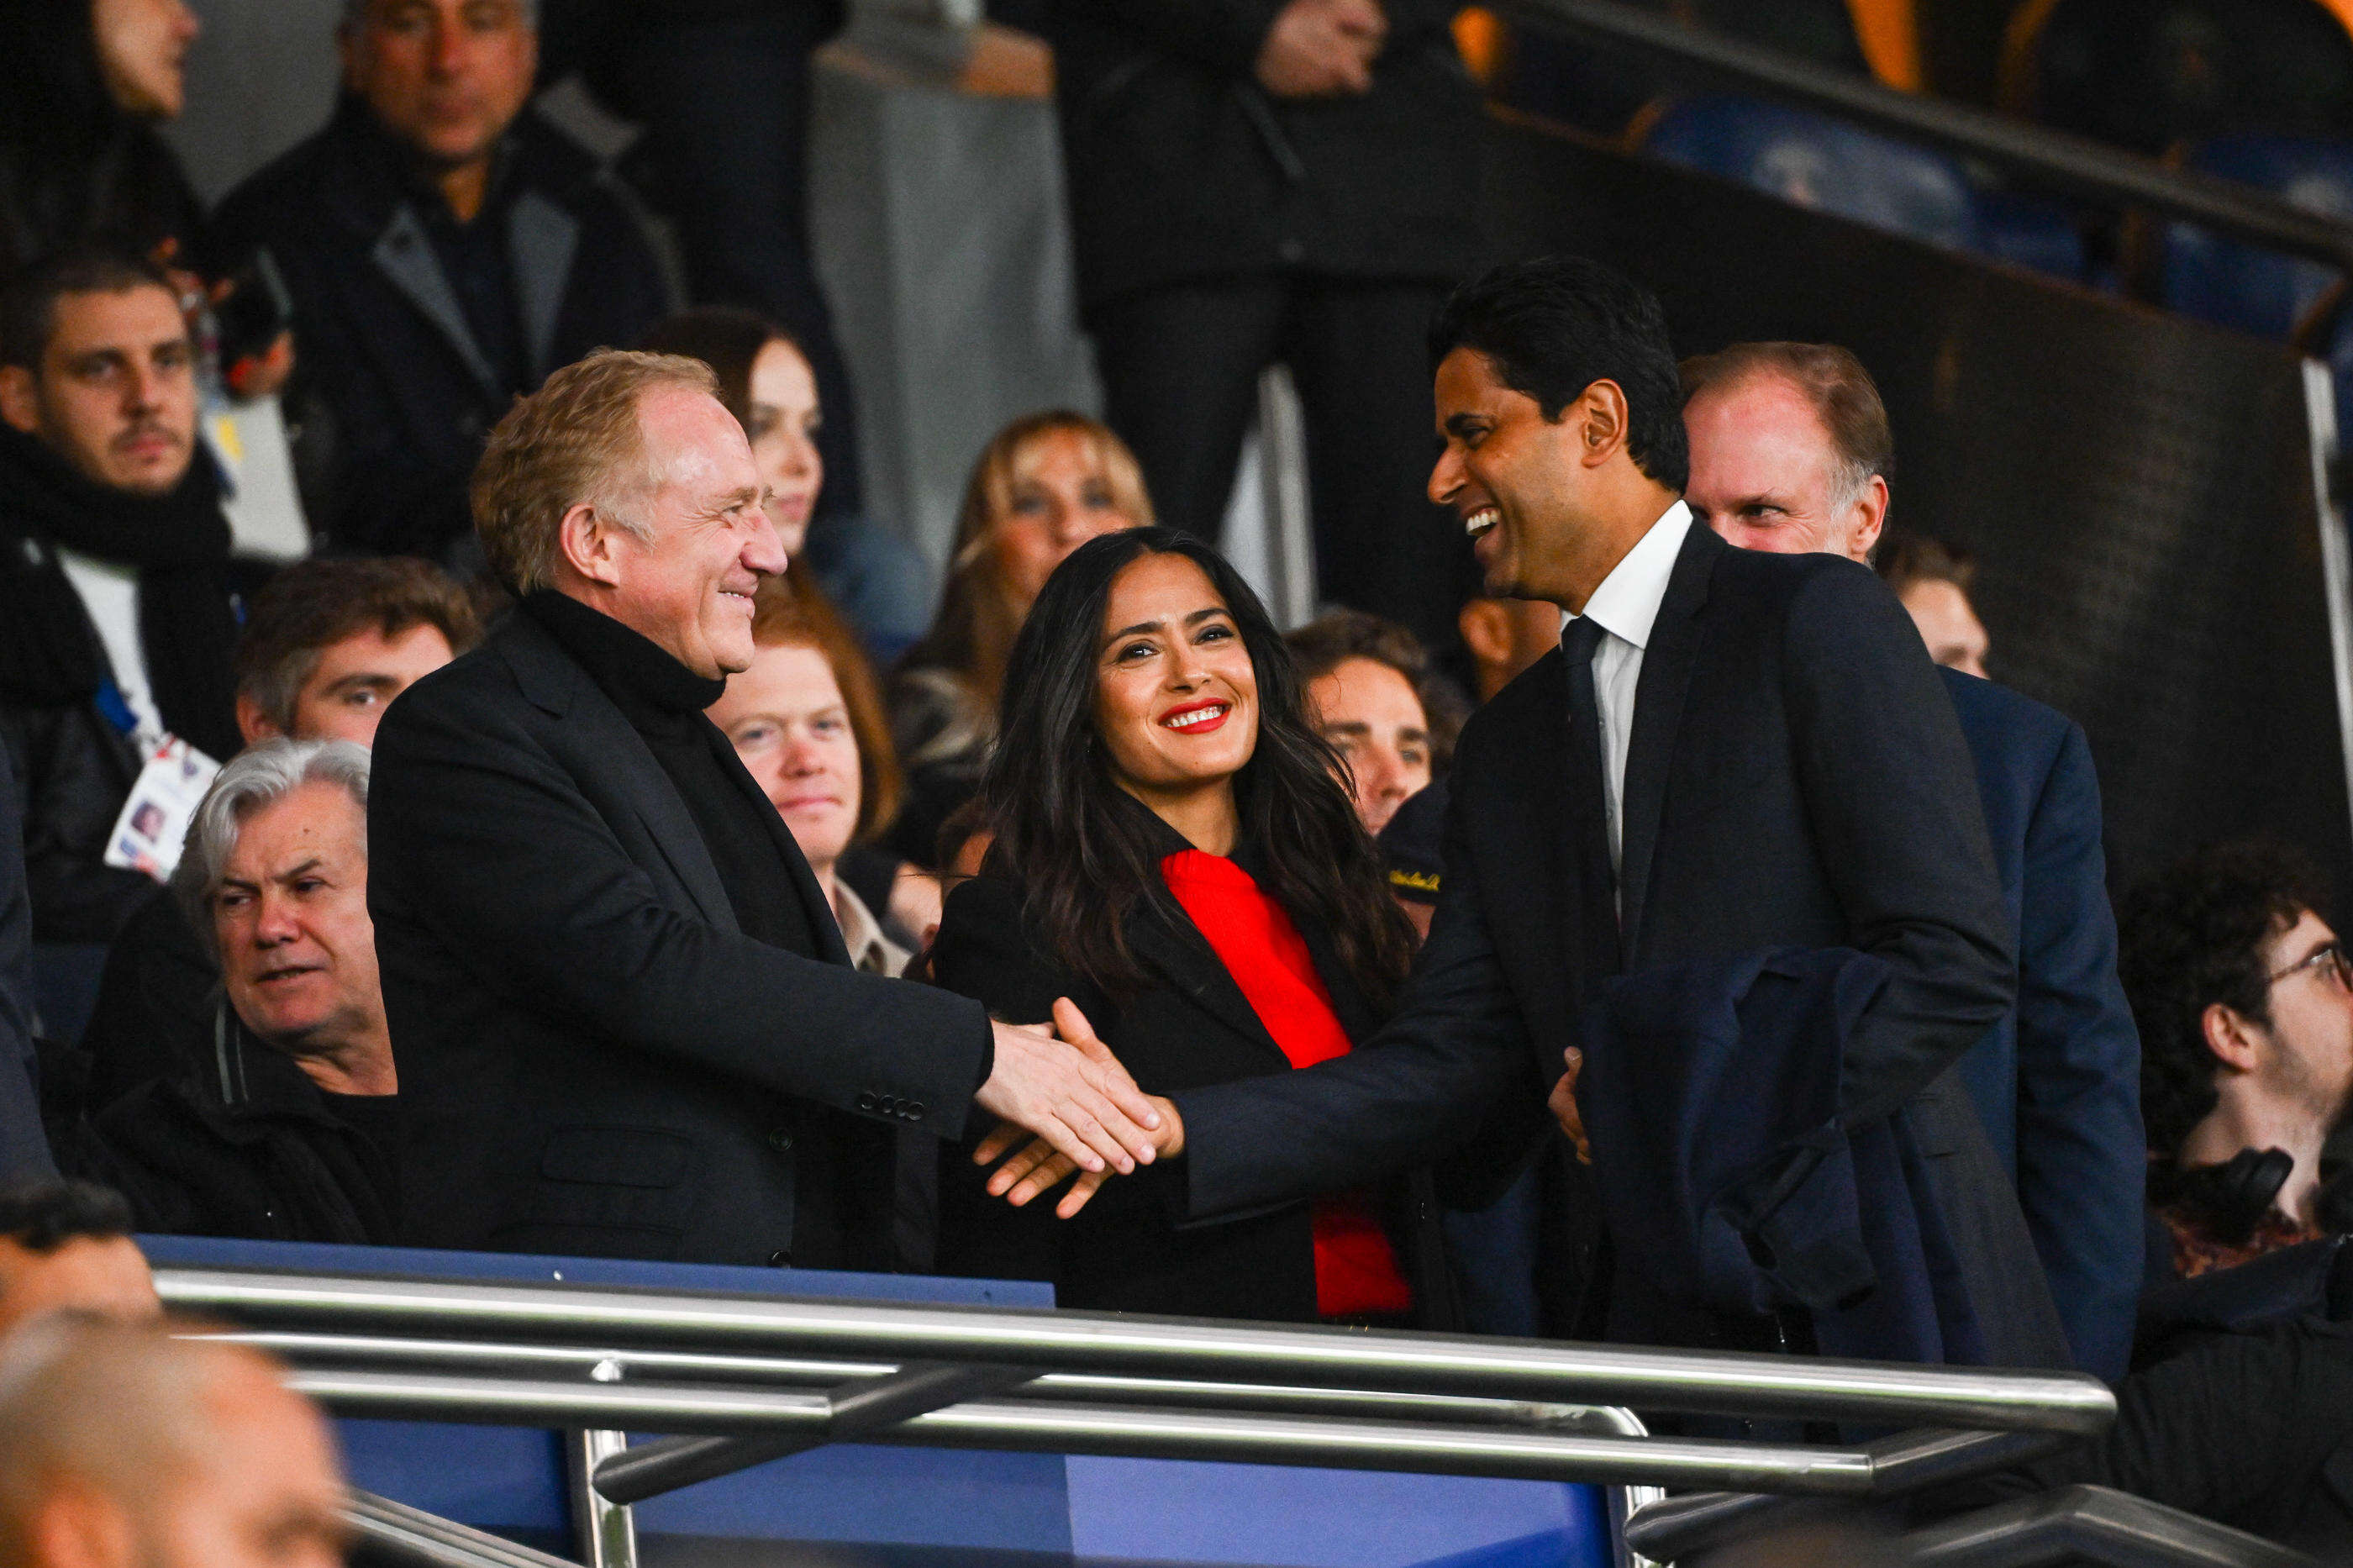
[97,678,220,882]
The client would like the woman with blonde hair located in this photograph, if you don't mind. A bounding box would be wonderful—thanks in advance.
[886,411,1151,863]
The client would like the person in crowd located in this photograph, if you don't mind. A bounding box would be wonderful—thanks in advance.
[211,0,671,563]
[989,257,2052,1370]
[0,750,50,1183]
[1877,532,1992,678]
[2119,841,2353,1281]
[934,529,1453,1326]
[0,1181,155,1339]
[1282,609,1461,837]
[637,308,931,671]
[0,0,203,282]
[1455,594,1561,704]
[0,1319,349,1568]
[368,349,1162,1266]
[67,741,397,1245]
[1680,339,2145,1378]
[545,0,869,524]
[76,558,476,1118]
[887,413,1151,866]
[708,581,911,978]
[1050,0,1485,651]
[0,249,240,948]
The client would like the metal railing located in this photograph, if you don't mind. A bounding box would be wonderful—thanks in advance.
[1497,0,2353,276]
[155,1265,2319,1568]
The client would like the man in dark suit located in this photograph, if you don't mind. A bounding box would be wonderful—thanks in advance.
[369,348,1164,1267]
[212,0,671,563]
[997,257,2061,1365]
[1681,341,2144,1380]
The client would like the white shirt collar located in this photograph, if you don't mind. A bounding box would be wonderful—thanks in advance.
[1571,500,1691,653]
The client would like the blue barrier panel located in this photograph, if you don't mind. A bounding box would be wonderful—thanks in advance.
[139,1236,1612,1568]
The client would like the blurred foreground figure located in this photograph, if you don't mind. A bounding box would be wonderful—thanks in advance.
[0,1181,155,1339]
[1682,339,2145,1381]
[0,1318,346,1568]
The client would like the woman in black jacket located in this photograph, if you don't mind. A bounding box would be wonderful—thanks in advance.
[929,527,1453,1327]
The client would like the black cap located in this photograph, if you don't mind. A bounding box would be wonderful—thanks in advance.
[1377,780,1448,906]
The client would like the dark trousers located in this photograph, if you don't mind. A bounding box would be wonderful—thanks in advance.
[1090,276,1471,650]
[581,6,866,518]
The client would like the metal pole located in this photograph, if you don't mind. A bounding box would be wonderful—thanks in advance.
[226,1329,1652,1433]
[285,1365,1881,1496]
[1902,1484,2320,1568]
[158,1268,2116,1434]
[563,1430,638,1568]
[346,1490,580,1568]
[1495,0,2353,276]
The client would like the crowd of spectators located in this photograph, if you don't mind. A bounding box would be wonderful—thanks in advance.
[0,0,2350,1557]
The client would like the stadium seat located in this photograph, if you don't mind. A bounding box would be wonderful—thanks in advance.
[1640,94,1986,253]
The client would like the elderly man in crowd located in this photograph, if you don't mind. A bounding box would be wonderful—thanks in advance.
[1679,339,2145,1379]
[0,1182,157,1339]
[213,0,669,562]
[0,249,242,948]
[76,559,476,1117]
[369,349,1160,1267]
[66,741,397,1244]
[0,1320,348,1568]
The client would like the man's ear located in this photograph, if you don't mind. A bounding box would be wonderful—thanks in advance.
[556,503,625,589]
[1458,600,1508,667]
[1849,474,1891,563]
[0,364,41,435]
[31,1480,139,1568]
[2202,1001,2266,1075]
[234,693,282,747]
[1574,380,1629,468]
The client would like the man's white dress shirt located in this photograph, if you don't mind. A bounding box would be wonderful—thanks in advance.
[1563,499,1691,876]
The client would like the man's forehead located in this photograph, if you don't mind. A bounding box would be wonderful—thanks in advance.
[48,287,190,353]
[228,789,366,865]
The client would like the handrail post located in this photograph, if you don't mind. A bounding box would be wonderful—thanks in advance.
[565,1427,638,1568]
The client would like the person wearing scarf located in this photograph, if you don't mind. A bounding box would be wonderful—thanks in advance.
[0,250,240,945]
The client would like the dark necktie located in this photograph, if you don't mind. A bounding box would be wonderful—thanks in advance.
[1561,616,1623,987]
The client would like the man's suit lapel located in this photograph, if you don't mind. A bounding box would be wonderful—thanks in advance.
[501,616,739,934]
[1497,650,1583,1025]
[1618,522,1721,960]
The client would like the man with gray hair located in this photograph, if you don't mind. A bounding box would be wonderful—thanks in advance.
[211,0,667,560]
[62,740,398,1244]
[0,1318,349,1568]
[370,348,1165,1268]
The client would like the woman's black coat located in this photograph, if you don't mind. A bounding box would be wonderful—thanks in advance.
[929,871,1455,1327]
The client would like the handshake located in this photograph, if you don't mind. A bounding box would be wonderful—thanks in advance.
[971,999,1185,1218]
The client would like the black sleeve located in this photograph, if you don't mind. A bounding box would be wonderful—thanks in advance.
[1781,563,2017,1129]
[369,672,994,1137]
[1172,723,1537,1221]
[1076,0,1290,77]
[0,741,55,1181]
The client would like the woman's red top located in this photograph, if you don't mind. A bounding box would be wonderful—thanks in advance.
[1160,849,1413,1319]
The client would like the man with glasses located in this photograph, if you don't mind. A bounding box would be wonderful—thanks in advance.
[2119,842,2353,1280]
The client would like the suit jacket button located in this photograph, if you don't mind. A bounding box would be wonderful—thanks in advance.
[767,1250,792,1268]
[856,1092,877,1113]
[906,1102,926,1121]
[767,1130,794,1153]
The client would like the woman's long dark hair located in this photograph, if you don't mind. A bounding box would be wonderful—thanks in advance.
[981,528,1415,1010]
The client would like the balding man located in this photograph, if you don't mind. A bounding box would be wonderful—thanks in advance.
[0,1320,346,1568]
[370,350,1162,1269]
[1682,341,2145,1379]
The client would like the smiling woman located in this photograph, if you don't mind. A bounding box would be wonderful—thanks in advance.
[926,529,1450,1327]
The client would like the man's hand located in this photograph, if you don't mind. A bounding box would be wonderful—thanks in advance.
[1548,1047,1590,1164]
[1254,0,1386,97]
[974,997,1163,1178]
[976,1090,1186,1219]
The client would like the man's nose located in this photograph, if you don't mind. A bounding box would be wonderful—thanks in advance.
[252,892,300,945]
[743,508,789,574]
[1428,445,1464,508]
[125,357,168,412]
[429,18,467,74]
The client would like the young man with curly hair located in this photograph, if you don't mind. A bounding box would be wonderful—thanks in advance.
[2118,841,2353,1279]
